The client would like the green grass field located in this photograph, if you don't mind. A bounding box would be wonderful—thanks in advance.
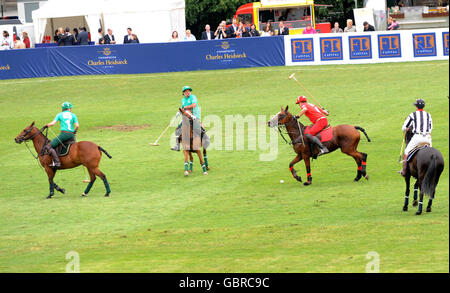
[0,61,448,273]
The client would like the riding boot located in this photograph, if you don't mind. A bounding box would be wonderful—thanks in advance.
[171,136,181,151]
[398,154,408,176]
[47,146,61,168]
[306,134,329,156]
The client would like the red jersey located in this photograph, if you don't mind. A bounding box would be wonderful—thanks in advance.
[300,103,326,123]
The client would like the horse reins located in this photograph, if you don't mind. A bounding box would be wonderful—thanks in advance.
[22,126,49,159]
[277,115,305,146]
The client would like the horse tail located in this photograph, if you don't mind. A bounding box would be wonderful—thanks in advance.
[98,146,112,159]
[355,126,371,142]
[422,154,437,197]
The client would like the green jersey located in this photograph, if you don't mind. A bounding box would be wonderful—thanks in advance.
[181,94,201,120]
[54,111,78,132]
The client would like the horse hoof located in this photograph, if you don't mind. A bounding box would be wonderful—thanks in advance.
[303,181,311,186]
[415,211,422,215]
[354,177,361,182]
[412,201,418,207]
[46,194,53,199]
[426,208,431,213]
[203,172,208,175]
[105,193,110,197]
[403,206,408,212]
[81,193,87,197]
[184,171,189,176]
[206,166,210,170]
[364,174,369,180]
[58,188,65,194]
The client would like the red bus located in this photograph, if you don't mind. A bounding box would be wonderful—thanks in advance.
[233,0,331,34]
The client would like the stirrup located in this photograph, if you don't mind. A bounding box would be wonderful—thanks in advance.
[50,161,61,168]
[317,147,329,156]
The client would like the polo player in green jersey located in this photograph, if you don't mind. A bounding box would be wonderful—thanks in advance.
[45,101,79,168]
[171,86,201,151]
[171,86,208,173]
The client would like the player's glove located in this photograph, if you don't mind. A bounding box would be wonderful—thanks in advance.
[175,111,181,118]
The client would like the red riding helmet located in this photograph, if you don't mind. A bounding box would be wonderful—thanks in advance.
[296,96,307,104]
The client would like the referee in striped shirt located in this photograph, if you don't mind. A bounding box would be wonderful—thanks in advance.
[399,98,433,176]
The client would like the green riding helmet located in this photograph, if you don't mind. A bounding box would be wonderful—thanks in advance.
[62,101,73,110]
[182,86,192,93]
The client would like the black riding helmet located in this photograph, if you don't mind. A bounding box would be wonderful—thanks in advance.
[414,98,425,109]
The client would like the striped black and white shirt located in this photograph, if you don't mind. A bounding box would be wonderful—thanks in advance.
[402,110,432,134]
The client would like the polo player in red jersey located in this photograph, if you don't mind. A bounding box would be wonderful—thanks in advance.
[293,95,330,156]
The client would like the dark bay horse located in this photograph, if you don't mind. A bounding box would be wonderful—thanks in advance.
[15,122,112,198]
[402,129,444,215]
[268,106,371,185]
[178,108,209,176]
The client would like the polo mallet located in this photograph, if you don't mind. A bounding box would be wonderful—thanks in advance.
[82,167,90,183]
[150,122,172,146]
[398,130,407,163]
[288,73,323,108]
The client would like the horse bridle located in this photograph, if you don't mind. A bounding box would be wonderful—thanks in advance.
[17,126,48,143]
[277,113,304,145]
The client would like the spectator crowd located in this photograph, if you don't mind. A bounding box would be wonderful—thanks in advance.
[0,16,399,50]
[169,17,391,43]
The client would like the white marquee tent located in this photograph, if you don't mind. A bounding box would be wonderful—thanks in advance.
[32,0,186,44]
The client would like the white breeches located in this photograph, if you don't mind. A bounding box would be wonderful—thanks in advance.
[405,133,432,155]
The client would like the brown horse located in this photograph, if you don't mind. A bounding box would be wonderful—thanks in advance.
[178,108,209,176]
[268,106,371,185]
[15,122,112,199]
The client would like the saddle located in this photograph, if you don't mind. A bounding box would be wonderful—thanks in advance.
[305,125,333,159]
[305,125,333,143]
[181,117,209,151]
[406,143,431,162]
[41,137,76,157]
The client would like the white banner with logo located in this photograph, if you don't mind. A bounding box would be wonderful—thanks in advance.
[285,28,449,66]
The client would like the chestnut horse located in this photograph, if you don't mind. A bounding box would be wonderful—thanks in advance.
[15,122,112,198]
[402,129,444,215]
[268,106,371,185]
[178,108,209,176]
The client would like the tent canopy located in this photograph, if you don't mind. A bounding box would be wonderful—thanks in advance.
[32,0,186,44]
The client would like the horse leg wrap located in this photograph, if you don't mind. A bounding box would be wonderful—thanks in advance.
[201,164,207,173]
[189,161,193,171]
[103,177,111,194]
[307,173,312,183]
[417,201,423,214]
[204,155,208,167]
[184,162,189,171]
[413,188,418,201]
[84,181,94,195]
[361,153,367,175]
[49,182,55,195]
[426,199,433,212]
[54,184,65,194]
[403,196,409,211]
